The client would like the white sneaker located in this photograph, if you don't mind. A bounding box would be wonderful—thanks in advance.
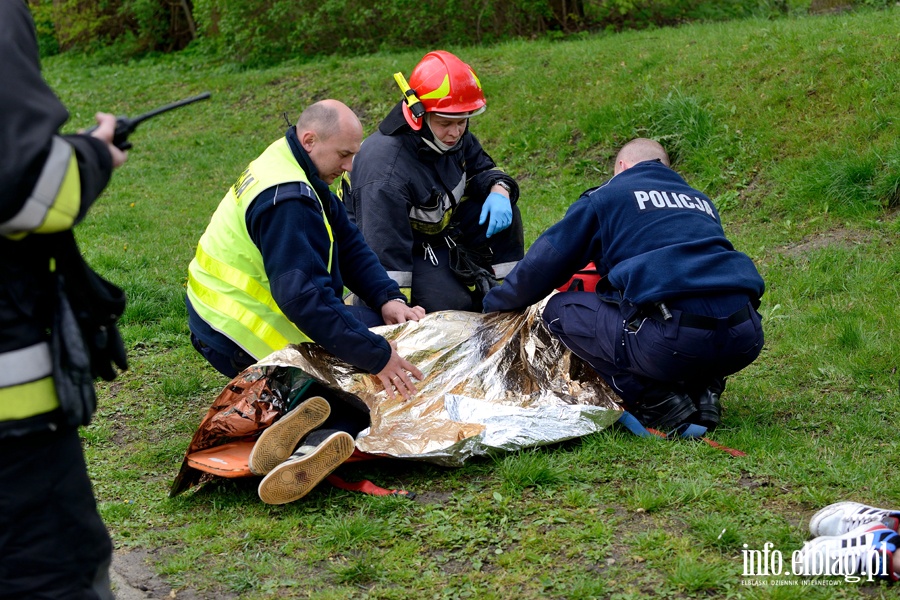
[257,431,355,505]
[249,396,331,475]
[809,501,900,537]
[793,523,899,581]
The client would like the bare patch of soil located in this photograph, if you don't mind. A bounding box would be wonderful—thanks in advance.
[111,549,237,600]
[414,490,455,504]
[777,208,899,259]
[777,228,875,258]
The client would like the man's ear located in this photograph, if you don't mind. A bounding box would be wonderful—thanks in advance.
[299,130,316,152]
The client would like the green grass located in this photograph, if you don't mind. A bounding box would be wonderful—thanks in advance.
[37,4,900,599]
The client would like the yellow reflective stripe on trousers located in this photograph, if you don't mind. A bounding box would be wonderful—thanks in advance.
[492,261,518,279]
[0,377,59,421]
[386,270,413,287]
[0,137,80,237]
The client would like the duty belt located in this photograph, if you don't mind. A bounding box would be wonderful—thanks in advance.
[654,304,753,330]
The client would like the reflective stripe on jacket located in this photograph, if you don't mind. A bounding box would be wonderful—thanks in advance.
[0,136,78,420]
[0,137,81,239]
[187,138,335,359]
[0,342,58,421]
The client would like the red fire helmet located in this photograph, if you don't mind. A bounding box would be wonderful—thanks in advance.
[401,50,487,130]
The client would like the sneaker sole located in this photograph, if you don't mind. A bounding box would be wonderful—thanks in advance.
[248,396,331,475]
[257,432,355,505]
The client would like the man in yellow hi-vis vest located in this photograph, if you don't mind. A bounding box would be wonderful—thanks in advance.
[187,100,426,503]
[0,2,128,597]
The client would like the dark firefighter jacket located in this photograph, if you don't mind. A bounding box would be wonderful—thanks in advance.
[344,102,519,293]
[0,0,113,437]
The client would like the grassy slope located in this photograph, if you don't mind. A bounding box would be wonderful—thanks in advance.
[42,6,900,598]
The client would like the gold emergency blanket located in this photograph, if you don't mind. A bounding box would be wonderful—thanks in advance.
[257,302,622,467]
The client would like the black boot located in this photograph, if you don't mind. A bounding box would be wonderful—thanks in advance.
[632,389,697,431]
[691,377,726,431]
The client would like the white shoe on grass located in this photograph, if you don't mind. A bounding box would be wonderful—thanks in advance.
[793,523,899,581]
[809,501,900,537]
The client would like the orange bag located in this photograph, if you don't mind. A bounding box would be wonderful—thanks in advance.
[557,262,602,293]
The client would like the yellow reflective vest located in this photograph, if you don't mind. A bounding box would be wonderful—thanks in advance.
[187,138,334,360]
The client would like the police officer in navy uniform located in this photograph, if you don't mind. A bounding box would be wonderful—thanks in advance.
[483,138,765,432]
[0,1,127,597]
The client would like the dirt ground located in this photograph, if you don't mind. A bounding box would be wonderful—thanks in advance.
[111,550,176,599]
[111,550,235,600]
[776,207,898,259]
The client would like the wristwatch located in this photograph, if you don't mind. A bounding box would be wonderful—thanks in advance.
[494,180,512,194]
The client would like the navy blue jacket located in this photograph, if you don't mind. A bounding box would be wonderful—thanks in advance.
[188,128,405,374]
[483,160,764,313]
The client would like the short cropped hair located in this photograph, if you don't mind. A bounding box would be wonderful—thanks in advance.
[616,138,670,167]
[297,102,341,140]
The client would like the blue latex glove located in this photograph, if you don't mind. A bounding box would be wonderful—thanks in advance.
[478,192,513,238]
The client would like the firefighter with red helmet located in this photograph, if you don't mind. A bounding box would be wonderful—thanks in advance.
[344,51,524,312]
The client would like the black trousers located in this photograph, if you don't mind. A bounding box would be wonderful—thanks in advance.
[542,291,764,408]
[411,201,525,313]
[0,425,113,599]
[191,337,373,441]
[191,305,386,379]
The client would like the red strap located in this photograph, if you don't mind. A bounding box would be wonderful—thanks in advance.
[647,427,746,456]
[645,427,670,439]
[701,438,747,457]
[325,474,417,499]
[326,451,417,498]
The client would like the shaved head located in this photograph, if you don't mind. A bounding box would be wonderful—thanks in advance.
[295,99,363,184]
[296,99,362,141]
[614,138,670,175]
